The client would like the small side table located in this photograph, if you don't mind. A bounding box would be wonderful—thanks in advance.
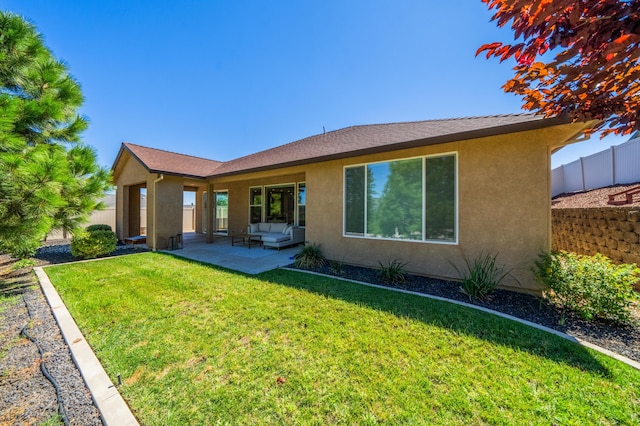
[231,233,261,249]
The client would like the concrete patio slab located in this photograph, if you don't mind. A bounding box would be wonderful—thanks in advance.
[164,233,300,274]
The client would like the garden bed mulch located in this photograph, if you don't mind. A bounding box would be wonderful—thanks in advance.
[0,240,148,426]
[289,263,640,364]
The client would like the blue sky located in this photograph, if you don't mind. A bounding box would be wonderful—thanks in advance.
[2,0,629,170]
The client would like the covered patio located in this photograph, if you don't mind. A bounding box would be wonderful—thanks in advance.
[165,233,301,274]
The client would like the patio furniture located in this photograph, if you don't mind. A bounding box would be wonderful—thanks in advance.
[124,235,146,247]
[231,233,262,249]
[248,222,305,250]
[168,233,183,250]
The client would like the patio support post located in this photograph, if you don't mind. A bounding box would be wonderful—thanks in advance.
[206,183,214,243]
[152,174,164,251]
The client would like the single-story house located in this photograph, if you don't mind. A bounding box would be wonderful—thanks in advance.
[111,114,596,292]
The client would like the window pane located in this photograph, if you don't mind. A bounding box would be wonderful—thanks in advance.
[298,183,306,226]
[266,186,294,223]
[250,187,262,206]
[298,183,306,205]
[250,206,261,223]
[249,187,262,223]
[368,158,423,240]
[215,192,228,234]
[344,166,365,235]
[425,155,456,241]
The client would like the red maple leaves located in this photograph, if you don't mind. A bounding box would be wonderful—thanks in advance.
[477,0,640,137]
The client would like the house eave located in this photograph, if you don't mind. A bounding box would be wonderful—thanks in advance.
[207,115,573,178]
[146,169,209,180]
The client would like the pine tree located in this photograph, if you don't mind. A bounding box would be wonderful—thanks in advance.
[0,12,111,258]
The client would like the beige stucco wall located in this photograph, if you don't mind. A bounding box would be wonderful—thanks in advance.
[301,125,586,293]
[114,151,207,249]
[205,124,586,293]
[114,152,150,240]
[146,175,184,249]
[113,122,587,292]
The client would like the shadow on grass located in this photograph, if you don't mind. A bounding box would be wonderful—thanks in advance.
[252,267,614,377]
[80,252,617,377]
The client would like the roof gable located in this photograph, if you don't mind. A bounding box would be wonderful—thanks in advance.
[114,143,223,179]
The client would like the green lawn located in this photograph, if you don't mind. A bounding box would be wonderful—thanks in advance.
[46,253,639,425]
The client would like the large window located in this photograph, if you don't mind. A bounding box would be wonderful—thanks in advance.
[297,183,306,227]
[266,185,294,223]
[249,183,306,226]
[344,153,457,243]
[215,191,229,234]
[249,187,262,224]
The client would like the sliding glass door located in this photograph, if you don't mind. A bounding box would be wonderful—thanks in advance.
[265,185,295,224]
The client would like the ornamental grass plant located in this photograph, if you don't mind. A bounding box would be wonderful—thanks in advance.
[452,252,510,301]
[293,242,325,269]
[377,259,408,284]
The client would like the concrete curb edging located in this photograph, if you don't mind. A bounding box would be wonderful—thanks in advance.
[284,268,640,371]
[34,267,140,426]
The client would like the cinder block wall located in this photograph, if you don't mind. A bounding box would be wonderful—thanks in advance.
[552,208,640,265]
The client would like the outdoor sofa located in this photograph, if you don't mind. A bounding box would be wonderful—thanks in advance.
[248,222,305,250]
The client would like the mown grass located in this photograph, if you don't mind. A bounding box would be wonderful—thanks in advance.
[46,253,640,425]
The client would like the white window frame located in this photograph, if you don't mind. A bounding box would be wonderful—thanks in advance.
[249,186,263,224]
[342,152,458,245]
[297,182,306,228]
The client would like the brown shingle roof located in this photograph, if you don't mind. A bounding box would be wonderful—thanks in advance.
[210,113,566,177]
[119,143,223,179]
[115,114,577,179]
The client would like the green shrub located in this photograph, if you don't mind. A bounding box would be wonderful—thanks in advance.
[378,259,408,284]
[293,243,325,269]
[452,252,510,301]
[3,239,41,260]
[86,224,112,232]
[534,251,639,324]
[71,229,117,259]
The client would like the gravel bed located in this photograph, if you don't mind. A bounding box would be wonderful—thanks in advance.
[0,288,103,425]
[290,263,640,363]
[552,182,640,208]
[34,239,145,265]
[0,289,57,425]
[1,241,147,425]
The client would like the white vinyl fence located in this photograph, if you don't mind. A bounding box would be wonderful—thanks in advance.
[552,136,640,196]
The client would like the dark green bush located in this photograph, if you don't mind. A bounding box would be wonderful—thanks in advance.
[294,243,325,269]
[534,251,639,324]
[452,252,510,301]
[377,259,408,284]
[86,224,112,233]
[71,229,117,259]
